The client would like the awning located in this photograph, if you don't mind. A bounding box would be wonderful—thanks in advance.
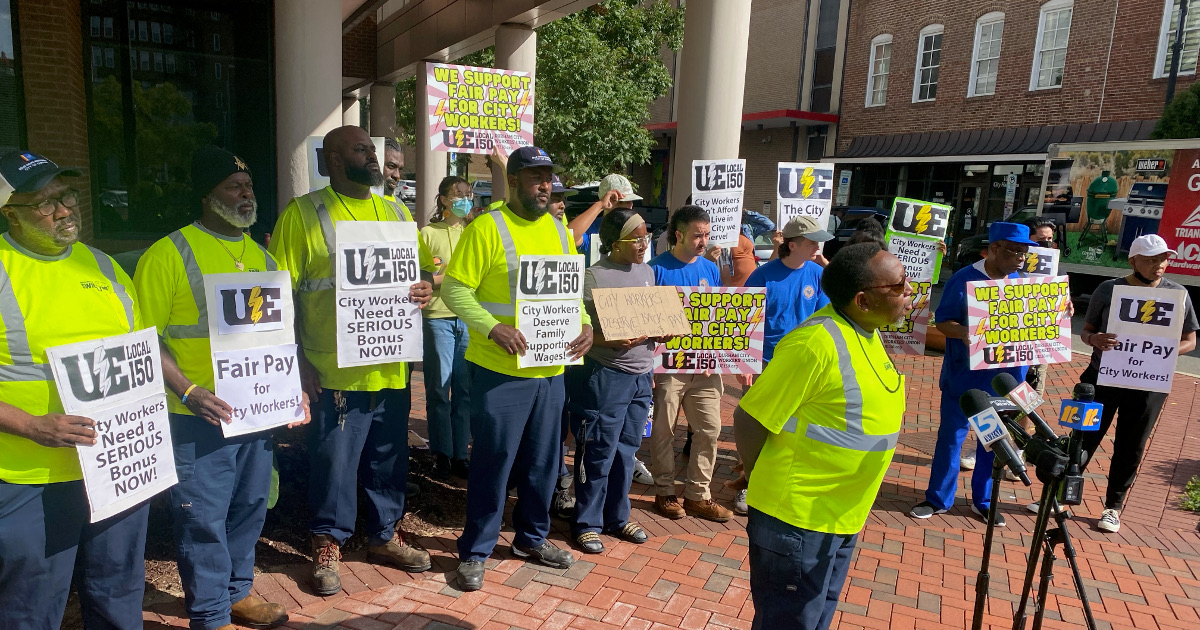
[830,120,1157,164]
[646,109,838,134]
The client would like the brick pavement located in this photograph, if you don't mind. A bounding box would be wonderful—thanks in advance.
[145,355,1200,630]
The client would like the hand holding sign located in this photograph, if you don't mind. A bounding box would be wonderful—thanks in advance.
[567,324,594,361]
[489,323,528,355]
[409,280,433,308]
[25,413,97,448]
[184,386,234,426]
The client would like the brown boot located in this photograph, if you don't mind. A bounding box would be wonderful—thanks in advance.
[368,531,432,572]
[310,534,342,595]
[230,594,289,629]
[684,498,733,522]
[655,495,686,519]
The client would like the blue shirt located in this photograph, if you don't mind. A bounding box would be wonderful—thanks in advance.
[745,259,829,362]
[578,216,602,266]
[934,259,1027,395]
[650,251,722,288]
[740,211,775,241]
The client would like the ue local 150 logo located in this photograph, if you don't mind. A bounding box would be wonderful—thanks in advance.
[777,166,832,201]
[342,245,420,287]
[220,285,283,328]
[57,341,156,403]
[891,201,948,239]
[518,258,582,296]
[693,162,745,192]
[1116,298,1174,326]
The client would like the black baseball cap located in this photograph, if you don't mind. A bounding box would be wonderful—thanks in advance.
[506,145,563,176]
[0,151,83,205]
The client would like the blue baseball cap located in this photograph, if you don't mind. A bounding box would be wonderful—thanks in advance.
[989,221,1038,246]
[550,175,577,197]
[506,146,563,176]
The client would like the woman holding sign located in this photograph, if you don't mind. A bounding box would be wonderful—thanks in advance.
[565,208,656,553]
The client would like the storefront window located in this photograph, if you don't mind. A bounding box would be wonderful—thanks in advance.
[81,0,273,240]
[0,0,25,156]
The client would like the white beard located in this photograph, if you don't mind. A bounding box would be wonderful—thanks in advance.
[209,197,257,229]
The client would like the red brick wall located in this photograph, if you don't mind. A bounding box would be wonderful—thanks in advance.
[836,0,1199,154]
[343,15,377,80]
[17,0,94,242]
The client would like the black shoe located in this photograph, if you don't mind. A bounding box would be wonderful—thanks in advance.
[433,452,451,479]
[450,458,470,479]
[551,475,575,520]
[405,481,420,498]
[605,522,648,544]
[971,504,1006,527]
[512,541,575,568]
[682,431,693,457]
[575,531,604,554]
[456,560,485,591]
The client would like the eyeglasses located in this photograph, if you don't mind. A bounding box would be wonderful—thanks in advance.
[5,190,80,216]
[616,235,652,246]
[997,243,1030,258]
[865,278,911,296]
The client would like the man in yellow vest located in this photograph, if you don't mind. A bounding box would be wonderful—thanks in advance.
[135,147,307,630]
[0,151,148,628]
[269,126,433,595]
[442,146,593,591]
[734,242,912,630]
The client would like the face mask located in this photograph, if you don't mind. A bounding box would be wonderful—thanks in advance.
[450,197,472,217]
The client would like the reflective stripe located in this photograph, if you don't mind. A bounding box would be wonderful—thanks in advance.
[164,229,278,339]
[794,316,900,453]
[0,257,35,365]
[301,192,405,294]
[88,246,134,332]
[0,363,54,381]
[478,210,573,317]
[310,192,337,271]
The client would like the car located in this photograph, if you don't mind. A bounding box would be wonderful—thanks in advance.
[823,206,890,259]
[397,180,416,201]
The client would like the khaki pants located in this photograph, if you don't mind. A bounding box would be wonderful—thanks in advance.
[651,373,724,501]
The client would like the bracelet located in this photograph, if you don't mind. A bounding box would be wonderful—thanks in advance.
[180,384,198,404]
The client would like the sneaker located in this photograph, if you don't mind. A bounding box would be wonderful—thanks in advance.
[632,457,654,485]
[1097,508,1121,533]
[970,504,1006,527]
[512,541,575,569]
[230,594,288,629]
[551,475,576,520]
[367,532,432,572]
[909,501,949,519]
[575,531,604,554]
[1026,501,1066,515]
[655,495,686,519]
[432,452,451,479]
[450,458,470,480]
[683,498,733,523]
[309,535,342,595]
[456,560,485,592]
[960,453,976,471]
[733,489,748,516]
[605,522,648,544]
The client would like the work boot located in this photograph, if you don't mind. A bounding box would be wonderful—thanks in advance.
[230,594,288,629]
[450,457,470,480]
[368,532,432,572]
[512,541,575,569]
[310,534,342,595]
[683,498,733,523]
[655,495,686,519]
[551,475,576,520]
[457,560,485,591]
[433,452,451,479]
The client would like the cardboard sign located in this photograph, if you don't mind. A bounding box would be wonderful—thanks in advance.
[516,254,584,300]
[776,162,834,233]
[1098,285,1186,393]
[691,159,746,247]
[966,276,1073,369]
[516,299,583,368]
[46,327,176,523]
[653,287,765,374]
[590,286,692,340]
[425,62,534,155]
[886,233,942,283]
[334,221,423,367]
[1023,246,1060,276]
[966,406,1009,452]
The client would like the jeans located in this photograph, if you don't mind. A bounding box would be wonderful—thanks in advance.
[1078,365,1168,510]
[747,508,856,630]
[308,388,411,545]
[168,414,273,630]
[0,480,148,630]
[458,365,565,561]
[423,317,471,460]
[566,359,652,534]
[925,391,995,511]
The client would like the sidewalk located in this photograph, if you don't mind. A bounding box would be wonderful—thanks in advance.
[144,355,1200,630]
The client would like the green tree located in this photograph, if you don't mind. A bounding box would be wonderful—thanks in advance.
[393,0,684,183]
[1151,81,1200,139]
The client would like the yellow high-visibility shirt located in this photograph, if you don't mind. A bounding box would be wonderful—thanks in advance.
[419,221,464,320]
[268,187,431,391]
[134,223,276,415]
[0,234,143,484]
[740,305,906,535]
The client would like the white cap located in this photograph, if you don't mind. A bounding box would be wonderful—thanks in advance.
[598,174,642,202]
[1128,234,1176,258]
[0,173,13,207]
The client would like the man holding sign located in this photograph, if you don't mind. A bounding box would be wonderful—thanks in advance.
[269,126,434,595]
[136,148,307,629]
[0,152,151,628]
[442,146,592,590]
[1077,235,1197,533]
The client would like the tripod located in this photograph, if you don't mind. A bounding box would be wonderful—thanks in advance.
[970,459,1006,630]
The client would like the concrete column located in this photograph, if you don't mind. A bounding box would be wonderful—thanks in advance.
[668,0,752,212]
[369,82,397,139]
[495,23,537,74]
[342,97,362,127]
[274,0,341,203]
[415,62,447,226]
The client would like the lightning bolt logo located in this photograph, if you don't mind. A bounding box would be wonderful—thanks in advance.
[455,129,465,147]
[435,99,447,118]
[673,352,685,368]
[248,286,264,324]
[975,319,989,336]
[92,346,111,397]
[995,346,1006,363]
[800,167,815,199]
[364,246,379,285]
[534,262,550,294]
[1140,300,1156,323]
[1026,253,1040,272]
[915,204,932,234]
[707,167,717,190]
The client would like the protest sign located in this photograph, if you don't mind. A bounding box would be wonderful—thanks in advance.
[691,159,746,247]
[879,280,933,356]
[590,286,692,340]
[204,271,303,437]
[886,233,942,282]
[1097,285,1186,393]
[516,299,583,368]
[46,327,176,522]
[516,255,585,300]
[879,198,948,355]
[1024,246,1060,276]
[776,162,834,233]
[965,276,1072,369]
[426,62,534,155]
[335,221,423,367]
[653,287,765,374]
[887,197,951,243]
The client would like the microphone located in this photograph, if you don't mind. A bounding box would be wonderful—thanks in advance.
[1059,383,1103,432]
[991,373,1059,442]
[960,389,1031,486]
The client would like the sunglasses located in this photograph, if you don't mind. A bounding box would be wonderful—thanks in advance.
[865,278,911,296]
